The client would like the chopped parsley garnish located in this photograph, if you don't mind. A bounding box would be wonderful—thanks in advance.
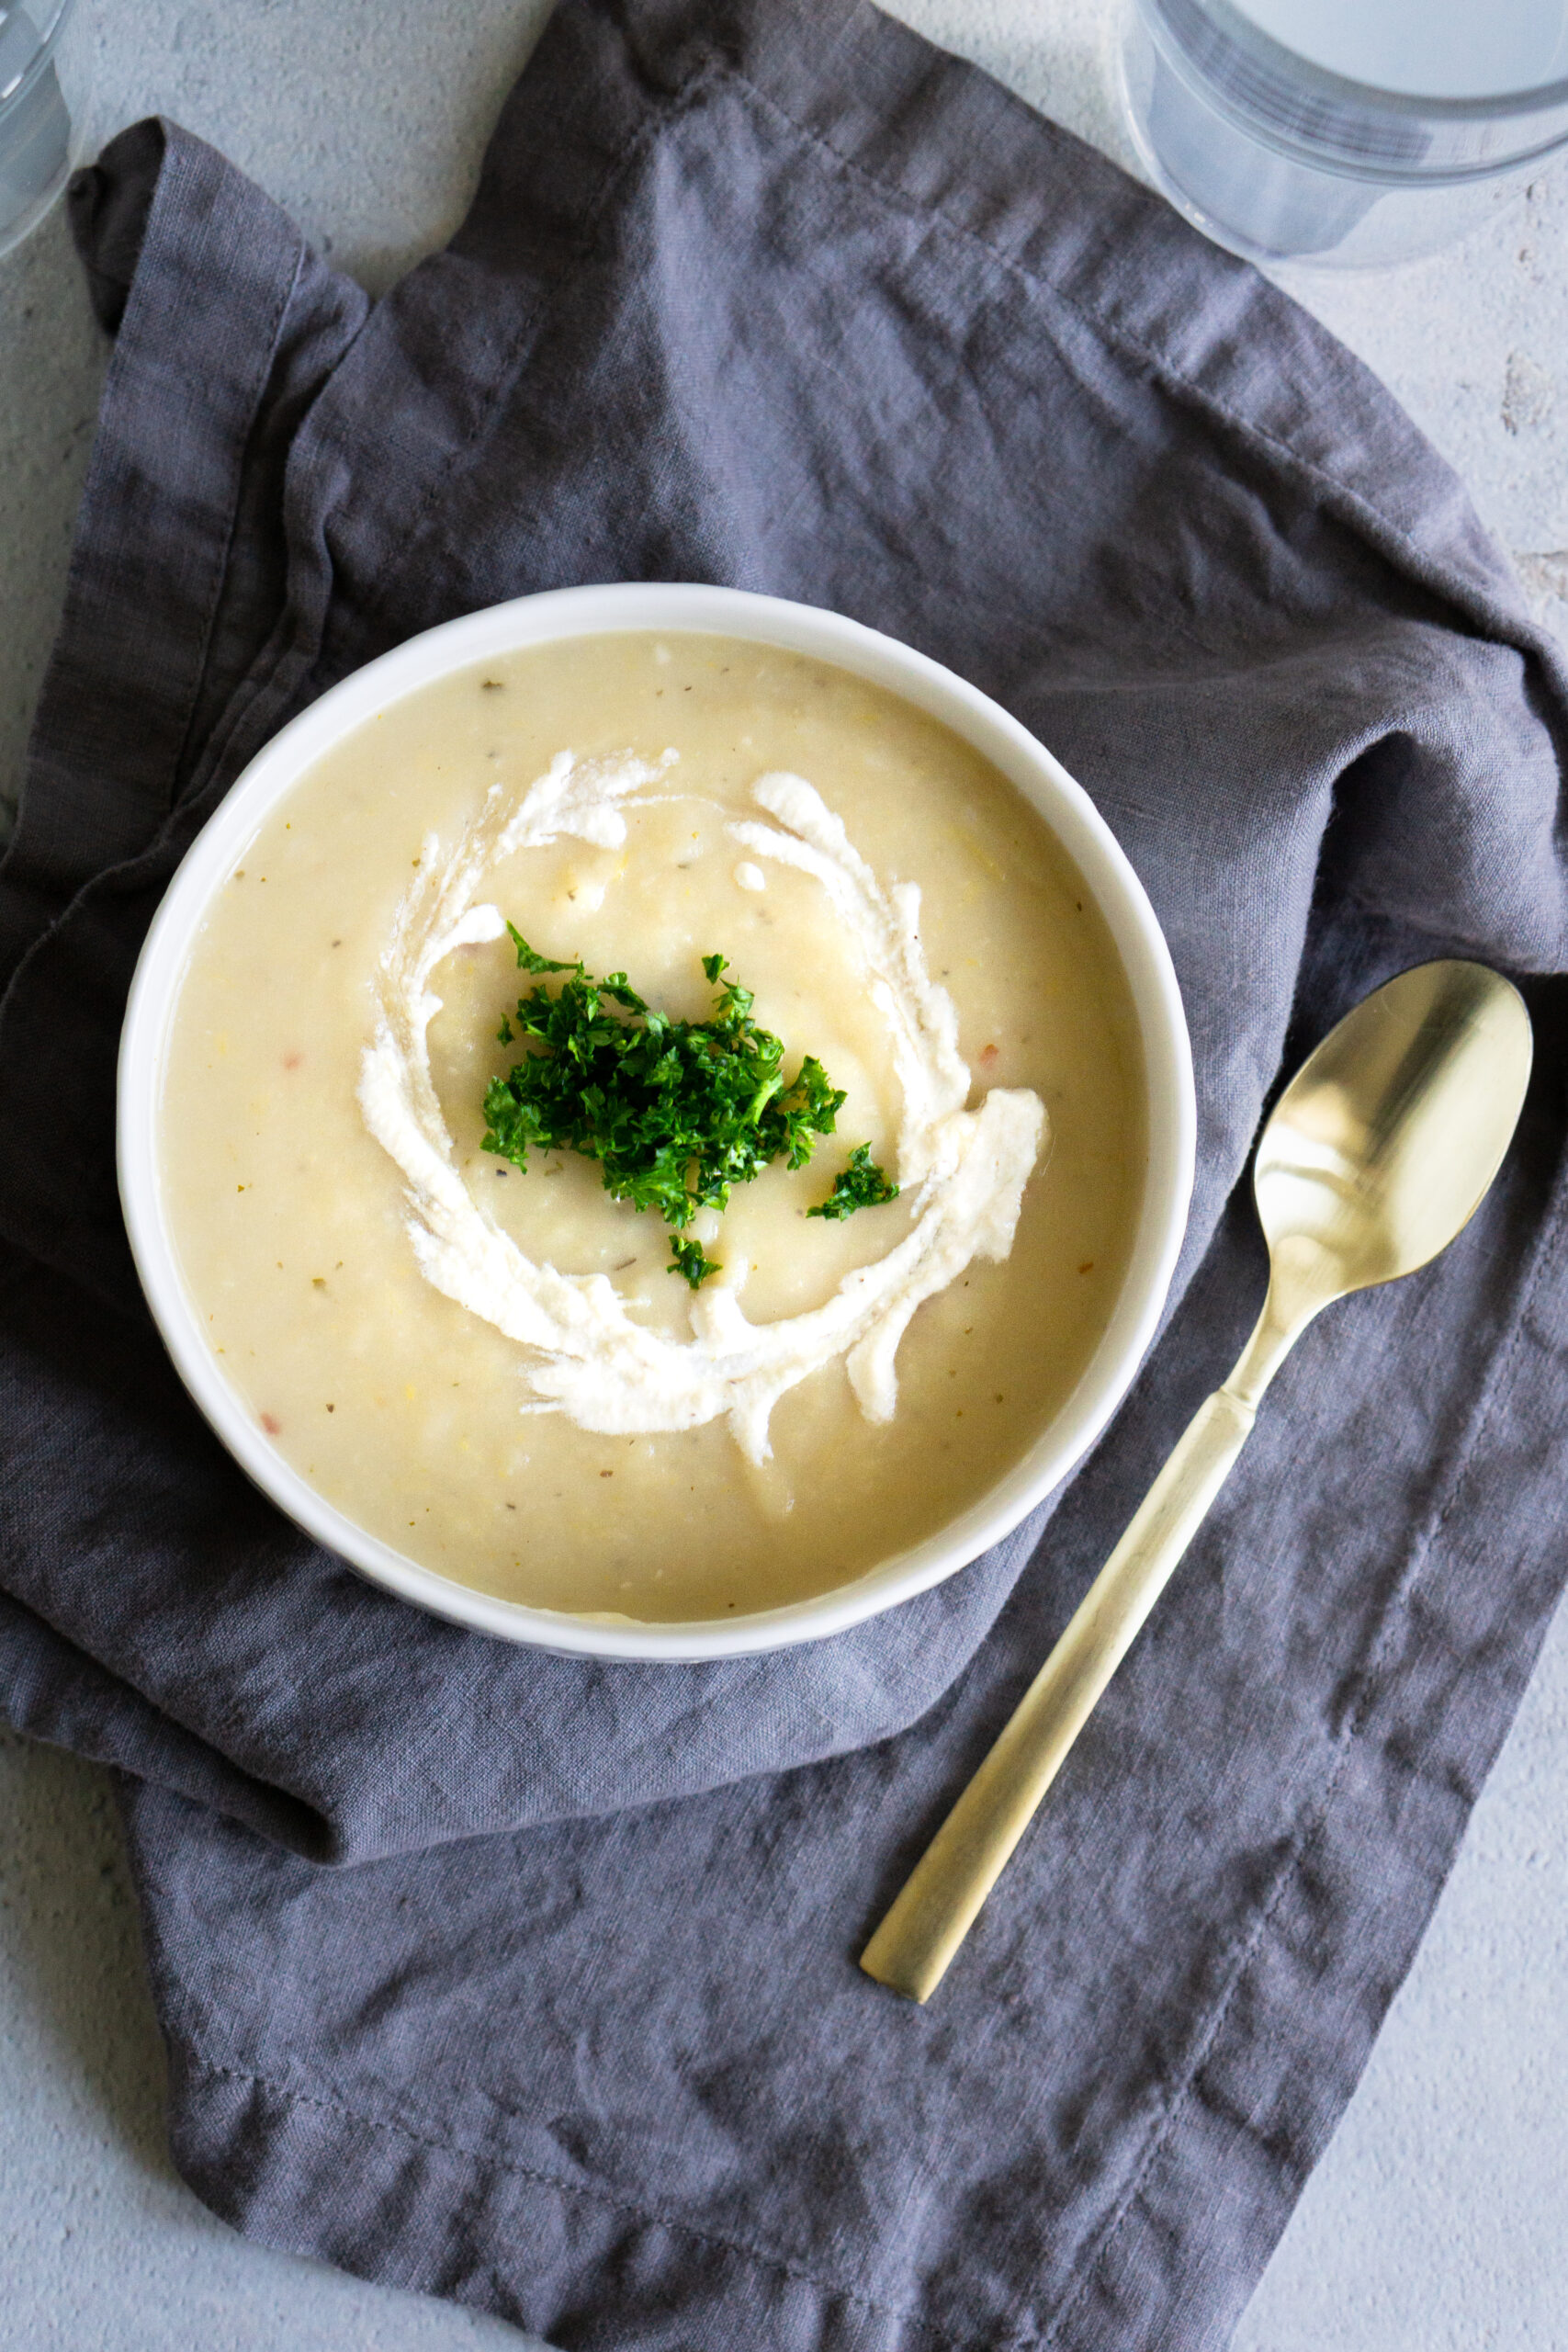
[806,1141,903,1221]
[668,1236,722,1290]
[480,929,899,1282]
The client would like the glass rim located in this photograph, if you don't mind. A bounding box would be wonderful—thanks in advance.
[1158,0,1568,122]
[0,0,76,110]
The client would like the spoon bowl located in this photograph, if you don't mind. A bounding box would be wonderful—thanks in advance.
[1237,959,1533,1399]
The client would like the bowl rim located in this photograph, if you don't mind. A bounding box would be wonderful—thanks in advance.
[118,582,1195,1661]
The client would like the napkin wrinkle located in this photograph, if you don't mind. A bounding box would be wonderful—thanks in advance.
[65,114,164,334]
[0,1588,326,1853]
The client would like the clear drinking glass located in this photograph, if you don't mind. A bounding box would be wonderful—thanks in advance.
[0,0,95,260]
[1115,0,1568,267]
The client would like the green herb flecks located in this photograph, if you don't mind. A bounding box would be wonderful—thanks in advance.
[482,931,897,1282]
[807,1140,901,1221]
[668,1236,722,1290]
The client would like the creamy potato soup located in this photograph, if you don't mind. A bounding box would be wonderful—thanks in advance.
[160,633,1145,1622]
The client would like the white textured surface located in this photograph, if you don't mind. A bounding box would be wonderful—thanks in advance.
[2,1,1567,2343]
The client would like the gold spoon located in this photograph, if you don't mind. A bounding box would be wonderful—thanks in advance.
[861,959,1533,2004]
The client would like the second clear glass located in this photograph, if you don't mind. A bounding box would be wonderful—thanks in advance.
[0,0,96,261]
[1114,0,1568,268]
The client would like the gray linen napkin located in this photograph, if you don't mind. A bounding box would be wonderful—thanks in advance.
[4,0,1568,2343]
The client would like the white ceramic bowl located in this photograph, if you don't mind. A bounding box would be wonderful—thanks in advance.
[119,583,1194,1661]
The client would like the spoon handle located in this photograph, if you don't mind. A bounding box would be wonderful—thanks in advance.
[860,1385,1257,2003]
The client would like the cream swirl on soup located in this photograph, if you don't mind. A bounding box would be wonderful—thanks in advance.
[357,750,1045,1464]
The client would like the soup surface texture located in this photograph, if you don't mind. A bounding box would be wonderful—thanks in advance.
[160,632,1145,1622]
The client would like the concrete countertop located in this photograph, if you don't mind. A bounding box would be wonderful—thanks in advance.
[4,2,1566,2343]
